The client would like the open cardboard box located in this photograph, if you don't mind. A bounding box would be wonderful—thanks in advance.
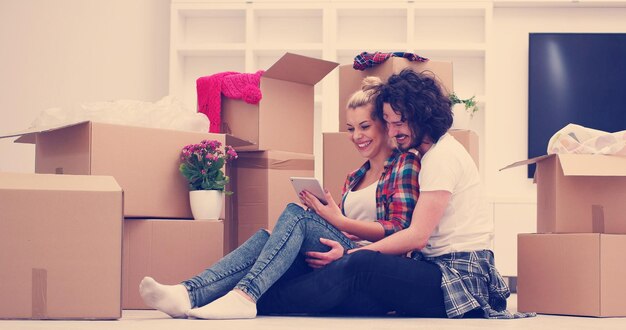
[0,172,123,319]
[518,233,626,317]
[338,58,453,132]
[501,154,626,234]
[1,121,251,222]
[221,53,338,154]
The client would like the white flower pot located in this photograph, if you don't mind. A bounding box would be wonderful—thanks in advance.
[189,190,224,220]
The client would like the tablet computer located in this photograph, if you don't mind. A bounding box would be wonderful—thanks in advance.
[290,176,328,205]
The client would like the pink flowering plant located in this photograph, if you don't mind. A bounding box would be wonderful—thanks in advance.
[179,139,238,194]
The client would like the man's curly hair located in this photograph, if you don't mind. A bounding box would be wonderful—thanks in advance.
[374,69,453,147]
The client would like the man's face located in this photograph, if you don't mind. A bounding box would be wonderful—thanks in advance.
[382,103,414,151]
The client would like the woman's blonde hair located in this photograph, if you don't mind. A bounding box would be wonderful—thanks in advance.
[346,76,383,109]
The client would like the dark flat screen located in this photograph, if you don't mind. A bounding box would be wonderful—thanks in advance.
[528,33,626,177]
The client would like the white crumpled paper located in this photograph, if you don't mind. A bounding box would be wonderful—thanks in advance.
[31,96,209,133]
[547,123,626,156]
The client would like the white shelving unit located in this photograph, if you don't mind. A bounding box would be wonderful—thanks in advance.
[169,0,492,181]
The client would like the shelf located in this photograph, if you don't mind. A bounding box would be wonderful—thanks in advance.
[176,44,246,56]
[170,0,490,149]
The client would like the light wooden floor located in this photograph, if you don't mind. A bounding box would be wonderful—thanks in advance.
[2,294,626,330]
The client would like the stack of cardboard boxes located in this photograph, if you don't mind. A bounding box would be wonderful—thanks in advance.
[223,53,338,246]
[0,53,337,319]
[0,52,482,320]
[502,153,626,317]
[0,122,245,317]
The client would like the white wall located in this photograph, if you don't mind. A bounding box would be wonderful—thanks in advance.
[0,0,170,173]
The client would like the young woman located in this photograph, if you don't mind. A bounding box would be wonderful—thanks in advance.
[139,77,421,319]
[254,69,536,319]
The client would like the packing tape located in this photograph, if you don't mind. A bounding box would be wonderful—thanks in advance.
[592,205,605,234]
[236,158,314,171]
[32,268,47,319]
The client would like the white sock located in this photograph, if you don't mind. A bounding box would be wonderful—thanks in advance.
[186,290,257,319]
[139,276,191,318]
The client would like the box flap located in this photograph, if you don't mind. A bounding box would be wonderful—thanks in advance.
[0,120,91,144]
[0,172,121,192]
[499,154,554,171]
[558,154,626,176]
[225,134,256,150]
[263,52,338,86]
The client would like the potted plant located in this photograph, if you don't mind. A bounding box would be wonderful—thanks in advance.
[179,139,238,220]
[450,91,479,118]
[449,91,479,129]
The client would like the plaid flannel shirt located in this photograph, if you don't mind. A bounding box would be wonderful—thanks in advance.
[339,150,420,236]
[412,250,537,319]
[353,51,429,70]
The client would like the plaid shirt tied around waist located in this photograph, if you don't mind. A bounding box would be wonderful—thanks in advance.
[412,250,537,319]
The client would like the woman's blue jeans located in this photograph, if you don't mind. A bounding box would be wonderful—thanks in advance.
[181,203,357,307]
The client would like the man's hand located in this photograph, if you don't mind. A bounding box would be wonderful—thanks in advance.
[305,238,345,269]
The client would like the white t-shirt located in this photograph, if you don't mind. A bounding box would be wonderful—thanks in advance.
[418,133,493,257]
[343,180,377,222]
[343,180,377,246]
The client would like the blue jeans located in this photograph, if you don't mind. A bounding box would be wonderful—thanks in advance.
[182,203,357,307]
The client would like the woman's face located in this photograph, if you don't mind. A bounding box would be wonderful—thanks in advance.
[346,104,390,160]
[383,103,414,151]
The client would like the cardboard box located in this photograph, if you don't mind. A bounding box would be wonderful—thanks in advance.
[449,129,479,169]
[122,219,224,309]
[1,121,251,220]
[501,154,626,234]
[322,132,366,202]
[338,59,453,131]
[0,172,123,319]
[322,130,479,202]
[518,233,626,317]
[233,150,314,246]
[221,53,338,154]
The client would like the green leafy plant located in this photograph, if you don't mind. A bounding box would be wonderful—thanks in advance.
[450,92,479,118]
[179,139,238,194]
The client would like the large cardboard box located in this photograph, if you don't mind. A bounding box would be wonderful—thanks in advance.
[338,59,453,132]
[221,53,338,154]
[322,129,479,202]
[1,121,250,221]
[518,233,626,317]
[0,172,123,319]
[449,129,479,169]
[122,219,224,309]
[322,132,366,202]
[501,154,626,234]
[233,150,314,246]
